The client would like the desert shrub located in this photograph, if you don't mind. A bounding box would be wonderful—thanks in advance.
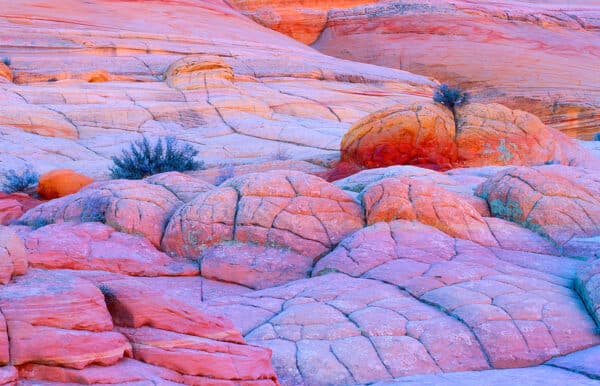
[433,84,469,112]
[214,164,235,185]
[80,194,110,223]
[110,136,204,179]
[27,217,52,230]
[1,167,39,194]
[1,57,10,66]
[593,132,600,141]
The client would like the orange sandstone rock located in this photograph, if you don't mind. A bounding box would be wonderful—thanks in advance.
[36,169,93,200]
[340,102,457,172]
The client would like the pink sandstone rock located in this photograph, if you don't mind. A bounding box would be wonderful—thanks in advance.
[163,170,364,259]
[576,259,600,325]
[99,278,244,344]
[332,102,598,176]
[360,176,497,246]
[477,165,600,247]
[0,193,42,225]
[119,326,278,382]
[0,313,8,365]
[0,225,27,285]
[0,269,113,331]
[21,179,183,247]
[200,243,313,289]
[207,273,490,385]
[339,102,458,172]
[0,0,434,180]
[262,0,600,137]
[8,320,131,369]
[145,171,215,203]
[0,366,16,385]
[17,358,184,385]
[311,221,599,370]
[191,160,328,186]
[23,221,197,276]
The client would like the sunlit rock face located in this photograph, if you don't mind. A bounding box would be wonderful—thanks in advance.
[2,0,600,385]
[234,0,600,139]
[0,0,435,180]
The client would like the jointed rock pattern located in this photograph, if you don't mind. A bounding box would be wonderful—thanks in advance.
[0,0,599,385]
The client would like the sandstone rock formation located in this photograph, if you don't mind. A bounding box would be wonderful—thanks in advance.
[162,170,364,259]
[1,0,600,384]
[334,101,597,177]
[37,169,93,199]
[0,0,434,180]
[21,179,183,247]
[577,259,600,325]
[477,165,600,251]
[237,0,600,138]
[360,177,497,246]
[0,193,42,226]
[339,102,457,171]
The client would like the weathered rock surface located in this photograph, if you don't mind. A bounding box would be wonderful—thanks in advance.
[37,169,93,200]
[0,193,42,226]
[0,226,27,285]
[576,259,600,326]
[163,170,364,259]
[455,103,598,168]
[200,243,313,289]
[333,102,598,176]
[244,0,600,137]
[0,0,434,179]
[119,326,278,383]
[360,177,497,246]
[145,171,215,202]
[339,102,457,172]
[478,165,600,250]
[23,222,197,276]
[21,179,182,246]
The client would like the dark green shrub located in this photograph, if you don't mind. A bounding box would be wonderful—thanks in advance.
[27,217,52,230]
[593,132,600,141]
[110,136,204,179]
[2,57,10,66]
[80,194,110,223]
[433,84,469,112]
[2,167,39,194]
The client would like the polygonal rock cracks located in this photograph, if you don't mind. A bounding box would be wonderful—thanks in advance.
[477,165,600,250]
[162,170,364,259]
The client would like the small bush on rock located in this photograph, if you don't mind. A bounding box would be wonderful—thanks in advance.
[433,84,469,112]
[1,57,10,66]
[80,194,110,223]
[110,136,204,179]
[593,132,600,141]
[1,167,39,194]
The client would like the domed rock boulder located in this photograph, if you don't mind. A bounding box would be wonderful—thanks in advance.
[360,177,497,246]
[37,169,93,199]
[165,55,234,90]
[333,102,598,178]
[339,102,458,174]
[477,165,600,248]
[21,179,183,247]
[162,170,364,259]
[455,103,598,169]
